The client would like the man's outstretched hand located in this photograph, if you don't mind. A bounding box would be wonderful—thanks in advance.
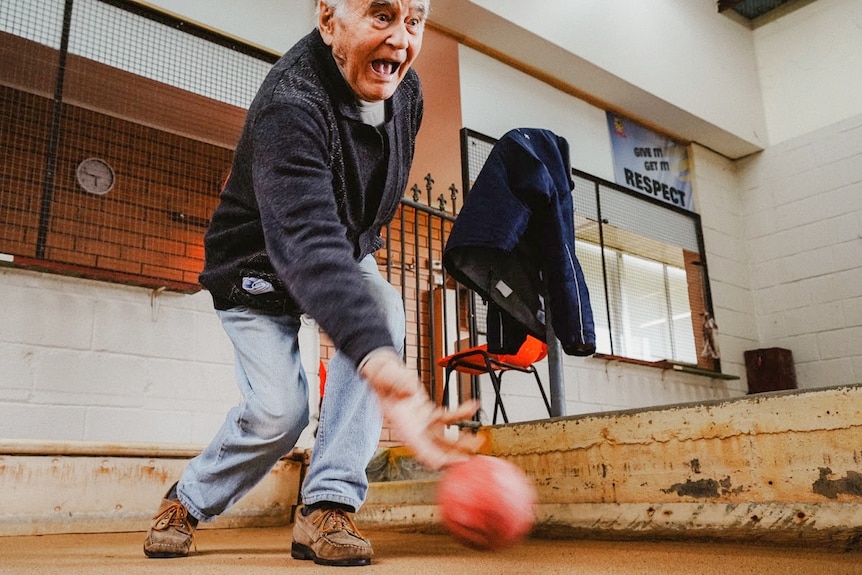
[360,348,482,470]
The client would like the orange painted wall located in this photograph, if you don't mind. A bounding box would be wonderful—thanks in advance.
[407,27,463,202]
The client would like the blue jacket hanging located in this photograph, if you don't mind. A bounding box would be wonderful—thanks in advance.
[443,128,596,356]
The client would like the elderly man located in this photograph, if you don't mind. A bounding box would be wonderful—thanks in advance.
[143,0,476,566]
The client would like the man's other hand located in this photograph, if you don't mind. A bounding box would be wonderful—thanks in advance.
[360,348,481,470]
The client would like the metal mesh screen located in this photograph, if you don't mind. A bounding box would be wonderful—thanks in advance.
[0,0,275,290]
[66,0,270,108]
[1,0,66,48]
[461,128,495,192]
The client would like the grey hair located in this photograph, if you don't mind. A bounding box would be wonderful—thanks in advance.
[315,0,347,19]
[315,0,430,20]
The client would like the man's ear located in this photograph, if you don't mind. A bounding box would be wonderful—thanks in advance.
[318,1,336,46]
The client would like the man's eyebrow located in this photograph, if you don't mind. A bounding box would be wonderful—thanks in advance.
[368,0,427,16]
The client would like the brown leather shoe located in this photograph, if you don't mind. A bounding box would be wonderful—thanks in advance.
[291,507,373,566]
[143,498,195,558]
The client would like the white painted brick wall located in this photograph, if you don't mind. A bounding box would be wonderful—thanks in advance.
[737,114,862,389]
[0,267,319,446]
[476,353,743,426]
[3,258,751,438]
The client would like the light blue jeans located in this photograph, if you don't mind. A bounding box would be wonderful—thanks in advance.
[177,255,405,521]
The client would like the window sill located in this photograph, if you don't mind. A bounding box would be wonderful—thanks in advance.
[593,353,740,380]
[10,256,201,294]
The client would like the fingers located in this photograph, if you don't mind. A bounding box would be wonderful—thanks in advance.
[380,395,483,470]
[431,401,484,462]
[432,429,484,458]
[419,426,483,469]
[432,399,481,426]
[361,349,485,470]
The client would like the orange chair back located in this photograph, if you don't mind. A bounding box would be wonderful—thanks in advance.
[493,335,548,369]
[437,335,548,375]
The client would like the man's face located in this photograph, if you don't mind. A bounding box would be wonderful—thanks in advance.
[319,0,427,102]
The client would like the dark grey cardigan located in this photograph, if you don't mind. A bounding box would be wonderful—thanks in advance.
[199,29,423,366]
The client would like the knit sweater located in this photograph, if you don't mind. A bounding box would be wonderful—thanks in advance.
[199,29,423,366]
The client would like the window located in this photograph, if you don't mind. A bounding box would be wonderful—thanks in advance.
[461,129,717,372]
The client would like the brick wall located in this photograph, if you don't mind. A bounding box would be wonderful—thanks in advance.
[0,84,231,291]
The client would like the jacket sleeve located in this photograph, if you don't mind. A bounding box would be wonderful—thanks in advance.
[251,101,394,366]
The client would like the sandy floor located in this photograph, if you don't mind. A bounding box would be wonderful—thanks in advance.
[1,526,861,575]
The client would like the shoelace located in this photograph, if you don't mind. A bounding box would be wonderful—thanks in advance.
[153,502,193,533]
[314,508,364,538]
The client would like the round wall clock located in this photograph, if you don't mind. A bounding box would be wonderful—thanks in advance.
[76,157,115,195]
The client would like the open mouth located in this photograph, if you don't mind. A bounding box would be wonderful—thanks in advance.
[372,59,401,76]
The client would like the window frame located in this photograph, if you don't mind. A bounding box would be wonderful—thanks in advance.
[460,128,719,373]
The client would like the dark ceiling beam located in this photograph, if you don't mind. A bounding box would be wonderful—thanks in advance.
[717,0,741,12]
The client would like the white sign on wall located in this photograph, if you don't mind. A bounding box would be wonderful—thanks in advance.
[607,113,693,211]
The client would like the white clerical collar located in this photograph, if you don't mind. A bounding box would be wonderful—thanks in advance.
[357,98,386,128]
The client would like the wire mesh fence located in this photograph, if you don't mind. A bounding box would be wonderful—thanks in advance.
[0,0,273,290]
